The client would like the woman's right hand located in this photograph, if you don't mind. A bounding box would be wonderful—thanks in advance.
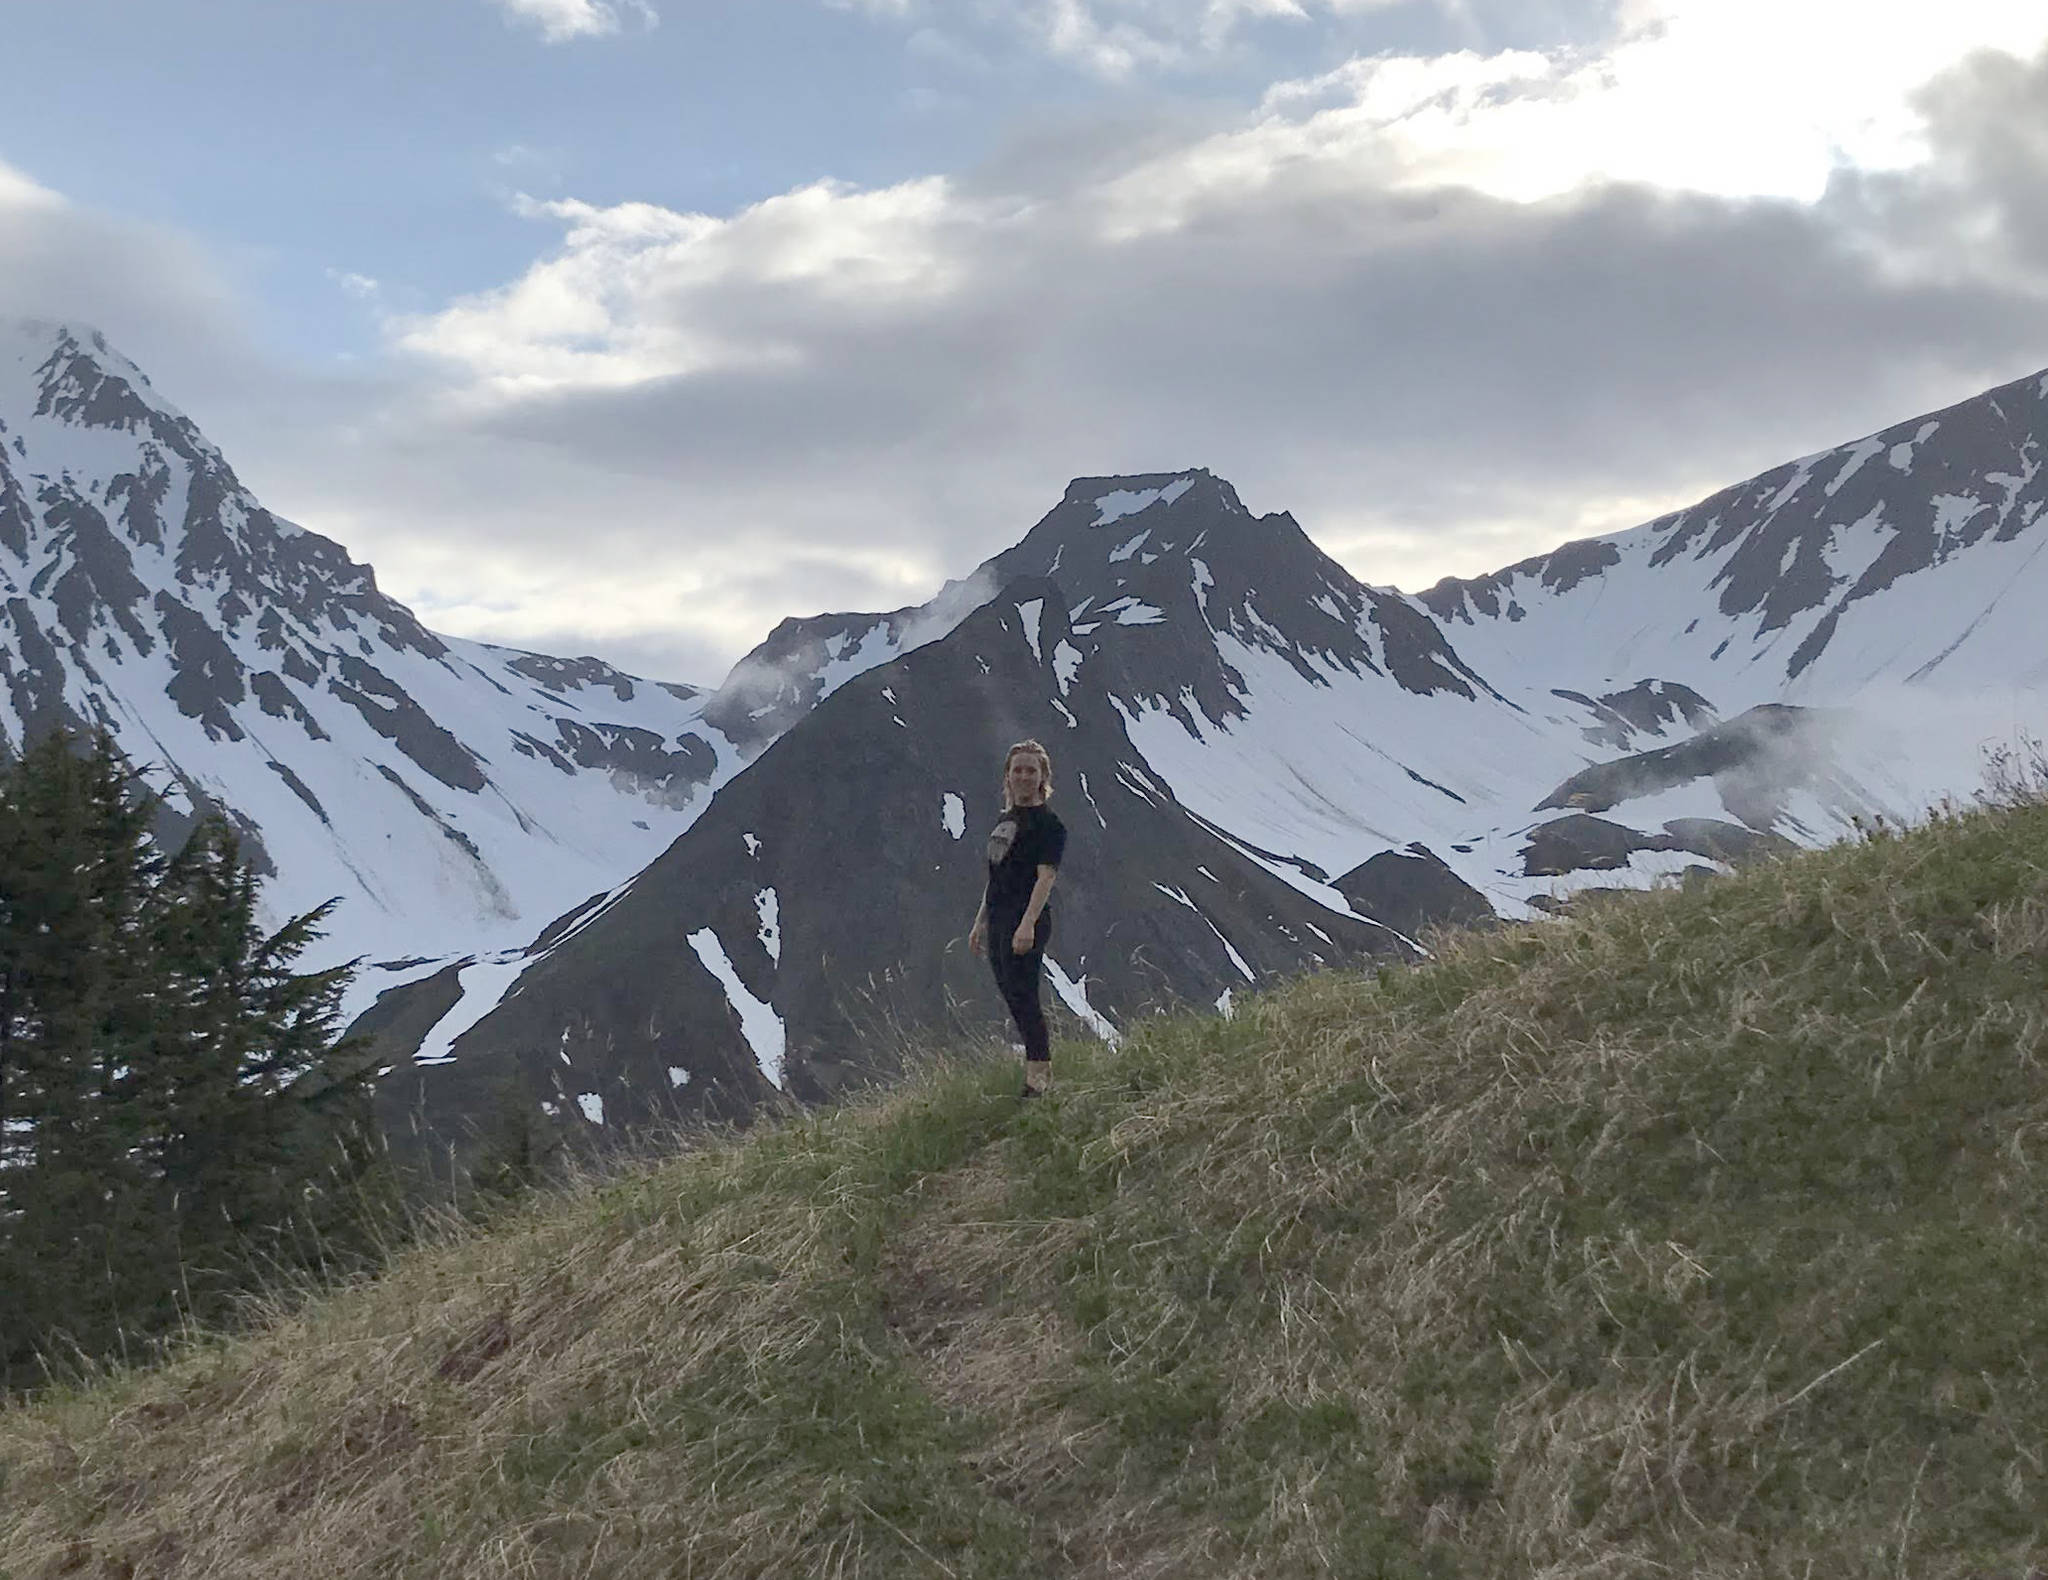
[968,918,987,956]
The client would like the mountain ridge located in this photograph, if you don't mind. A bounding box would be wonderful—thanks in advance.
[351,354,2048,1161]
[7,316,2048,1163]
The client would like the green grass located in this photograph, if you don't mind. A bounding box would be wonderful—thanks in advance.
[5,796,2048,1576]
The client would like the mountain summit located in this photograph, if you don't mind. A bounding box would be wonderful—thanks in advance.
[0,320,738,1006]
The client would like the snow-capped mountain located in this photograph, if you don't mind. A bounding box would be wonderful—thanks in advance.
[10,317,2044,1167]
[366,570,1427,1151]
[0,320,745,1012]
[360,360,2048,1163]
[1422,370,2048,702]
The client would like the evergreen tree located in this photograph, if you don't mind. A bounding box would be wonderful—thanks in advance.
[143,817,383,1316]
[0,731,165,1377]
[0,731,384,1392]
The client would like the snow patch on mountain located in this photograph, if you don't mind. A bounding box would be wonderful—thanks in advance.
[1045,957,1121,1045]
[1889,421,1940,470]
[687,928,785,1088]
[1052,640,1083,694]
[1090,476,1194,528]
[1017,598,1044,661]
[413,954,531,1068]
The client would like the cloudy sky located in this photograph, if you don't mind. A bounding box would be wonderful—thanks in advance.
[4,0,2047,684]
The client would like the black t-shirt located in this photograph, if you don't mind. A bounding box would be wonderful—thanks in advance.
[985,802,1066,919]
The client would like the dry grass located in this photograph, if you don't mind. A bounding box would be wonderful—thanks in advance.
[7,793,2048,1576]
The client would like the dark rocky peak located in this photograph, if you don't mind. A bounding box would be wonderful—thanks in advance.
[491,648,696,706]
[986,471,1492,728]
[1549,679,1717,750]
[694,476,1241,757]
[702,467,1498,763]
[29,322,167,430]
[989,468,1247,589]
[12,321,216,473]
[2,322,449,669]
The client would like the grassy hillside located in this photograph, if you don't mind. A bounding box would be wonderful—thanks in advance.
[6,794,2048,1577]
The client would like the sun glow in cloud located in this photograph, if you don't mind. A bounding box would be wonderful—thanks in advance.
[401,0,2048,400]
[1150,0,2048,221]
[0,157,65,211]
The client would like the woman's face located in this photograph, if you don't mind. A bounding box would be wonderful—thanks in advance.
[1006,752,1045,806]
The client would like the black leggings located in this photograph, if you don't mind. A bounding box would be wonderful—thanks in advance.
[989,910,1052,1062]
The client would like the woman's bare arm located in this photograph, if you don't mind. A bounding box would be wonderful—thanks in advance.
[1013,865,1058,949]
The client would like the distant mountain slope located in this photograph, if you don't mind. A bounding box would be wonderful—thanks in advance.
[1420,365,2048,700]
[0,321,741,1009]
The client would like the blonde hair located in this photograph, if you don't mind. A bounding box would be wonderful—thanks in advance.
[1002,739,1054,809]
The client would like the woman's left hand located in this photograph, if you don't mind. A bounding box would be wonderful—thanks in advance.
[1012,919,1036,953]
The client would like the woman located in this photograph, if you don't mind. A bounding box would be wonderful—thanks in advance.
[968,739,1067,1096]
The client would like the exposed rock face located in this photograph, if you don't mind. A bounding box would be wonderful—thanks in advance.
[1551,680,1717,750]
[1518,814,1795,878]
[1420,366,2048,701]
[1334,845,1496,937]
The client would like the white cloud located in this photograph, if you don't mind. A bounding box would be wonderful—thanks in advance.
[329,270,381,301]
[0,155,255,381]
[341,20,2048,676]
[9,17,2048,686]
[842,0,1420,76]
[1161,0,2048,220]
[393,179,970,396]
[0,157,63,212]
[396,7,2048,403]
[488,0,658,45]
